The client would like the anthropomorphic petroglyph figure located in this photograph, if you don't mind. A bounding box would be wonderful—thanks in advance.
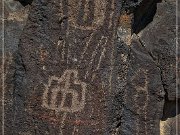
[42,70,87,113]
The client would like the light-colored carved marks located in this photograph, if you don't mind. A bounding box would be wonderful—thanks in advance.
[93,0,107,27]
[40,48,48,62]
[131,69,149,135]
[57,40,66,61]
[83,0,90,22]
[67,0,108,30]
[42,70,87,113]
[85,36,108,79]
[72,114,78,135]
[67,43,71,67]
[109,52,114,93]
[96,47,106,71]
[79,33,94,64]
[95,37,108,72]
[37,1,118,134]
[57,0,70,37]
[59,112,67,135]
[108,0,115,28]
[78,34,108,80]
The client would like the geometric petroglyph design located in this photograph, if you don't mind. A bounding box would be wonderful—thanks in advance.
[42,70,87,113]
[68,0,108,30]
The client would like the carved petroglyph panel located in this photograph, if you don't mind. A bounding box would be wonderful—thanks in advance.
[42,70,87,113]
[84,36,108,79]
[68,0,108,30]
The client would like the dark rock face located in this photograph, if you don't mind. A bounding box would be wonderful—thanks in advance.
[2,0,29,51]
[137,1,179,134]
[117,35,164,135]
[138,1,177,101]
[1,0,178,135]
[0,0,29,135]
[13,0,122,134]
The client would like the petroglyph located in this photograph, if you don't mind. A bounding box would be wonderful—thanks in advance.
[59,112,68,135]
[96,47,106,70]
[32,1,117,134]
[96,37,108,71]
[67,0,107,30]
[42,70,87,113]
[80,33,94,62]
[85,36,108,79]
[57,40,65,61]
[40,47,48,62]
[108,0,115,28]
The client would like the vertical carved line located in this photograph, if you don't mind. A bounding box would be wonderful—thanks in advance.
[77,0,95,26]
[60,0,70,69]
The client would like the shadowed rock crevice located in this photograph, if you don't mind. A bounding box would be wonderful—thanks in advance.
[132,0,162,34]
[15,0,33,6]
[122,0,162,34]
[160,67,179,120]
[161,98,180,121]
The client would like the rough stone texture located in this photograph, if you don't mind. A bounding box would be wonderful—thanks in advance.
[138,1,180,134]
[116,35,164,135]
[0,0,179,135]
[8,0,122,134]
[137,1,180,135]
[160,115,180,135]
[3,0,29,51]
[0,0,29,135]
[138,0,178,101]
